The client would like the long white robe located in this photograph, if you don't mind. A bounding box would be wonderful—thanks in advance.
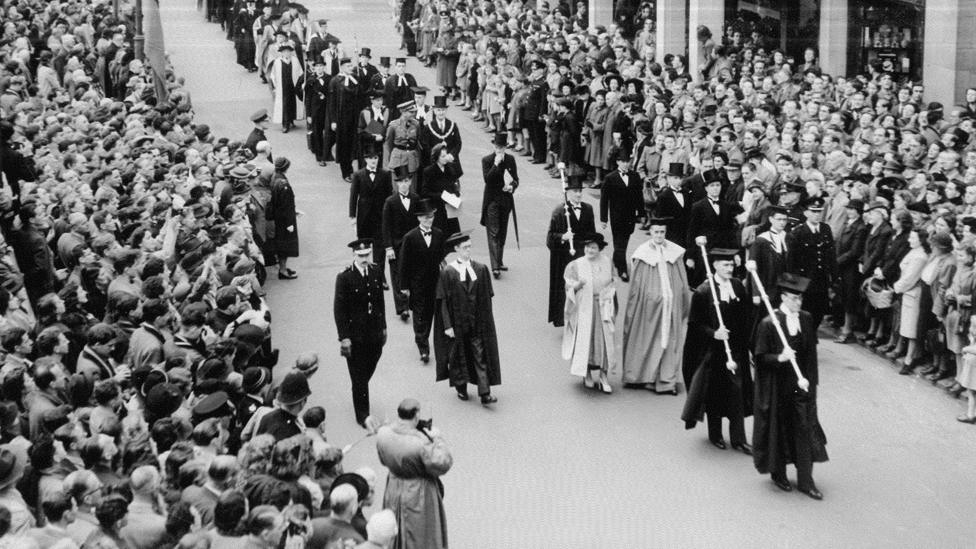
[562,254,616,376]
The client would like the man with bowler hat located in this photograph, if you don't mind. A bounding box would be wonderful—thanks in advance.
[382,165,421,320]
[398,199,446,363]
[334,239,387,427]
[481,133,519,278]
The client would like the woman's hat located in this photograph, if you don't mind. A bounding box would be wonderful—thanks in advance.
[930,232,954,251]
[274,156,291,172]
[243,367,271,394]
[0,446,25,490]
[579,232,607,250]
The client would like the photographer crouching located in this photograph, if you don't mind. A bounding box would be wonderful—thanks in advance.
[375,398,452,549]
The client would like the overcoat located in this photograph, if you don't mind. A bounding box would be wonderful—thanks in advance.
[267,172,298,257]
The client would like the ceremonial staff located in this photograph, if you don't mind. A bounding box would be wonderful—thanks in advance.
[695,236,736,373]
[745,260,810,391]
[557,161,574,255]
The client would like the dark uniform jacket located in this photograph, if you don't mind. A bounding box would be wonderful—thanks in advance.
[384,72,418,118]
[334,263,387,343]
[788,222,837,294]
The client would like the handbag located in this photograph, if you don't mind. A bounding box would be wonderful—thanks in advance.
[862,276,893,309]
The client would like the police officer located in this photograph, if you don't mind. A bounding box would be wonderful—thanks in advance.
[788,197,836,329]
[334,238,387,427]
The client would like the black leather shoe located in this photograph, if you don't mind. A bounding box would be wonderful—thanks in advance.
[772,476,792,492]
[799,486,823,500]
[278,271,298,280]
[399,311,410,322]
[898,364,914,375]
[619,272,630,282]
[420,353,429,364]
[480,394,498,405]
[498,265,509,271]
[456,389,469,401]
[710,438,727,450]
[492,270,500,279]
[731,442,753,455]
[919,364,939,376]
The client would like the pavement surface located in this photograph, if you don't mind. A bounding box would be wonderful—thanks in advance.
[160,1,976,547]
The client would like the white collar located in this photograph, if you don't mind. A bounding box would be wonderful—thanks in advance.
[451,259,476,281]
[632,239,684,265]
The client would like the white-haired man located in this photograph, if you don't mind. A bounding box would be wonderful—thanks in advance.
[355,509,398,548]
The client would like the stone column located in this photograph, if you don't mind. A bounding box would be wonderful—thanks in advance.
[655,0,688,66]
[818,0,848,78]
[589,0,613,29]
[687,0,724,82]
[924,0,976,106]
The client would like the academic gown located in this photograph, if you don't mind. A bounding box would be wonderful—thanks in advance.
[752,310,828,475]
[269,57,304,125]
[546,202,596,326]
[620,239,691,391]
[421,163,461,236]
[433,262,502,389]
[680,278,754,429]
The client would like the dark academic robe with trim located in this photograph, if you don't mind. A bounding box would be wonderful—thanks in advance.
[681,278,754,428]
[433,261,502,388]
[752,310,828,475]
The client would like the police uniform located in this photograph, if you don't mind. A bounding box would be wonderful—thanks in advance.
[334,239,387,426]
[788,197,836,329]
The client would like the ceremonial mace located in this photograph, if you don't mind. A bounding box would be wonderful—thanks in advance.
[557,161,575,255]
[745,260,810,391]
[695,236,736,373]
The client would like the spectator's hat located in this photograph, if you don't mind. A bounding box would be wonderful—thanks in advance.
[701,103,718,117]
[727,160,742,170]
[379,56,391,67]
[802,196,825,211]
[579,232,608,250]
[931,232,954,252]
[846,199,865,213]
[433,96,448,109]
[865,199,890,213]
[882,159,904,172]
[445,230,473,248]
[666,163,684,177]
[146,383,183,418]
[410,199,437,216]
[277,372,312,405]
[393,165,412,181]
[635,120,652,135]
[192,391,232,421]
[781,180,805,193]
[274,156,291,171]
[230,165,254,179]
[348,238,374,255]
[199,358,232,381]
[250,109,269,123]
[777,273,810,295]
[0,446,24,490]
[647,216,673,227]
[746,180,766,193]
[953,127,970,147]
[243,367,271,394]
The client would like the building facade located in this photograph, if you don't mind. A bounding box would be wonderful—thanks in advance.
[589,0,976,107]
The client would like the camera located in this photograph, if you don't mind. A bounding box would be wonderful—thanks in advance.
[416,418,433,431]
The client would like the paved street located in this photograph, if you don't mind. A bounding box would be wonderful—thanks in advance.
[160,1,976,546]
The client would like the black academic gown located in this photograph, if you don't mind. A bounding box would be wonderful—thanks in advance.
[546,202,596,326]
[433,261,502,391]
[384,72,418,119]
[421,163,462,235]
[681,278,754,428]
[752,310,828,476]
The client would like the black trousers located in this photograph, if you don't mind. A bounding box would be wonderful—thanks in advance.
[611,230,632,276]
[309,111,326,160]
[706,412,747,445]
[336,125,356,178]
[370,243,387,284]
[803,289,829,330]
[451,335,490,396]
[529,120,547,162]
[388,258,409,314]
[771,396,817,491]
[485,198,512,271]
[345,340,384,423]
[411,294,435,354]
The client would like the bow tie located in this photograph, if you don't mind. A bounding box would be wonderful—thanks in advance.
[421,230,431,237]
[368,170,376,175]
[400,193,408,199]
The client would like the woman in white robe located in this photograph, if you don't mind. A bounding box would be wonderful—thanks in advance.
[563,233,617,393]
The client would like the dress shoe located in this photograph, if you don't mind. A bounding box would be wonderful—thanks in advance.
[731,442,753,455]
[623,383,646,389]
[919,364,940,376]
[600,380,613,394]
[930,370,953,382]
[583,376,596,389]
[499,265,509,271]
[278,271,298,280]
[480,394,497,405]
[898,364,915,375]
[655,387,679,395]
[399,311,410,322]
[317,160,328,166]
[420,352,430,364]
[619,273,630,282]
[833,333,853,344]
[957,415,976,424]
[456,389,469,401]
[799,486,823,500]
[710,438,727,450]
[492,269,500,279]
[772,476,792,492]
[884,349,904,360]
[876,343,895,354]
[343,176,352,182]
[949,384,965,398]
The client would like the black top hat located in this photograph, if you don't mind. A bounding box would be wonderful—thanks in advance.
[277,372,312,405]
[564,175,585,191]
[393,164,412,180]
[348,238,374,254]
[359,47,372,57]
[579,232,608,249]
[410,199,437,216]
[432,95,448,109]
[666,163,684,178]
[777,272,811,294]
[708,248,739,262]
[702,169,721,184]
[379,56,391,67]
[492,133,508,148]
[361,143,381,158]
[445,230,472,248]
[615,148,632,163]
[395,57,406,64]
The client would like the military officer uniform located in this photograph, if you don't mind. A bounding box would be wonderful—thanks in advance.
[788,197,836,329]
[334,239,387,427]
[385,102,421,190]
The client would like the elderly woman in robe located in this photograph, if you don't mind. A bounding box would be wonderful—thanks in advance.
[563,233,617,393]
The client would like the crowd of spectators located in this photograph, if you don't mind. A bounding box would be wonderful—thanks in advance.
[394,0,976,421]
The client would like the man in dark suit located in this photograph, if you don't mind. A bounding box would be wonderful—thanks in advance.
[349,147,392,281]
[546,176,596,327]
[244,109,270,157]
[304,60,330,165]
[686,172,738,285]
[599,150,643,280]
[681,160,719,203]
[480,133,518,278]
[654,162,693,249]
[382,165,420,320]
[788,197,837,330]
[352,48,379,113]
[334,239,387,427]
[398,200,446,363]
[326,58,361,181]
[384,57,417,119]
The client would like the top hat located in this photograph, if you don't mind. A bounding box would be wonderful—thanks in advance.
[393,165,412,180]
[666,163,684,178]
[410,199,437,216]
[708,248,739,262]
[492,133,508,148]
[564,175,585,191]
[359,47,372,57]
[432,95,448,109]
[379,56,390,67]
